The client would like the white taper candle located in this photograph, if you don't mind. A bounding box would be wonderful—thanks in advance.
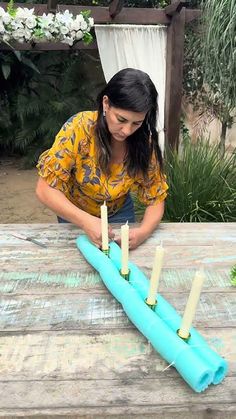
[101,201,109,250]
[146,245,164,305]
[121,221,129,274]
[179,270,205,338]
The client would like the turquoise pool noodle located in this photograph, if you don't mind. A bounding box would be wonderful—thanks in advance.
[76,235,213,392]
[108,241,228,385]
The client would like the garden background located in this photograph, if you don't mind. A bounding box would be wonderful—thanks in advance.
[0,0,235,223]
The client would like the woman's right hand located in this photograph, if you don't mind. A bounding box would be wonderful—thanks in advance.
[81,214,115,248]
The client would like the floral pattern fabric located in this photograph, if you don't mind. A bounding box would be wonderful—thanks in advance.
[37,111,168,217]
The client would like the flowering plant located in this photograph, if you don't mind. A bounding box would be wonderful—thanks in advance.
[0,1,94,46]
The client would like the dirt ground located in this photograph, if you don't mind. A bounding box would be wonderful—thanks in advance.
[0,157,55,224]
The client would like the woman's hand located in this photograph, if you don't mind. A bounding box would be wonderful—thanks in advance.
[116,227,148,250]
[82,214,115,248]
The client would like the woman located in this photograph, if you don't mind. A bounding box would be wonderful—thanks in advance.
[36,68,168,249]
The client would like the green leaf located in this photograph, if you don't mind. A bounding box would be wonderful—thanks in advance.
[83,32,93,45]
[13,51,22,61]
[230,265,236,286]
[20,57,40,74]
[7,0,16,17]
[2,63,11,79]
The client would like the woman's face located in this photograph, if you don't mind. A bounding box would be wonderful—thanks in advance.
[103,96,146,142]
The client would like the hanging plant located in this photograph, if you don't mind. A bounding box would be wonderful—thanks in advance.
[0,1,94,46]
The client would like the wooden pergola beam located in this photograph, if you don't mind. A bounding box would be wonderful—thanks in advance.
[165,0,186,16]
[0,2,199,23]
[0,3,171,24]
[164,6,185,150]
[0,41,97,50]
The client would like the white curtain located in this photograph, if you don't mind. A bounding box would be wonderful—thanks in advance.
[95,24,167,150]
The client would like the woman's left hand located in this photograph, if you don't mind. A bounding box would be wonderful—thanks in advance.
[116,227,147,250]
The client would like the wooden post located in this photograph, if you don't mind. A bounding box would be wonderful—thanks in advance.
[47,0,57,12]
[109,0,124,19]
[164,6,185,150]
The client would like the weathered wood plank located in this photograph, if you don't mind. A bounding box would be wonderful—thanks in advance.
[1,224,235,273]
[0,410,235,419]
[0,329,233,381]
[0,291,235,331]
[1,240,236,270]
[0,269,232,295]
[0,377,235,414]
[1,245,235,272]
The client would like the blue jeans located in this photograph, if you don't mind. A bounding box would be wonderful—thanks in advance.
[57,194,135,224]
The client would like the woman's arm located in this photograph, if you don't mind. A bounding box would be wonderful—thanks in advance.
[36,177,114,247]
[129,201,165,249]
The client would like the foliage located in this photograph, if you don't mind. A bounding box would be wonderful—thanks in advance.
[164,134,236,222]
[230,265,236,286]
[202,0,236,112]
[133,132,236,222]
[0,50,39,80]
[183,0,236,153]
[0,50,105,166]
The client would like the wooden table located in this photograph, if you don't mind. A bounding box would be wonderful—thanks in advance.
[0,223,235,418]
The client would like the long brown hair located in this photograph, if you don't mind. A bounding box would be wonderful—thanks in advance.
[95,68,163,178]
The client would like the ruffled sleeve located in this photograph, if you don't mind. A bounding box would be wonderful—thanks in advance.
[132,157,168,206]
[36,116,78,193]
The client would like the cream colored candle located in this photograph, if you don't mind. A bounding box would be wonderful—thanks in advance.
[179,270,205,338]
[146,245,164,305]
[101,201,109,250]
[121,221,129,274]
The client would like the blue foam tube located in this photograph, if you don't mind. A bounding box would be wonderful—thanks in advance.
[76,235,213,392]
[108,241,228,385]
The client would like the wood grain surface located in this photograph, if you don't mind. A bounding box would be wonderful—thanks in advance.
[0,223,235,418]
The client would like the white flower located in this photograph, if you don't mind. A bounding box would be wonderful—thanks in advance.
[3,33,10,41]
[3,13,12,25]
[39,13,54,28]
[15,7,35,20]
[72,19,84,31]
[88,17,94,27]
[62,36,73,46]
[75,14,84,23]
[56,10,73,25]
[60,25,69,35]
[25,16,37,29]
[75,30,83,40]
[0,7,6,18]
[80,20,88,31]
[11,20,24,30]
[0,7,93,46]
[23,28,32,40]
[12,28,25,39]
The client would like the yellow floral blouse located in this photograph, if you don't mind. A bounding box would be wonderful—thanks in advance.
[37,111,168,217]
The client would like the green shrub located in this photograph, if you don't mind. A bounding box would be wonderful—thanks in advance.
[133,138,236,222]
[0,50,105,166]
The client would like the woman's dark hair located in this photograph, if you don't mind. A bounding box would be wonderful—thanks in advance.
[95,67,163,178]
